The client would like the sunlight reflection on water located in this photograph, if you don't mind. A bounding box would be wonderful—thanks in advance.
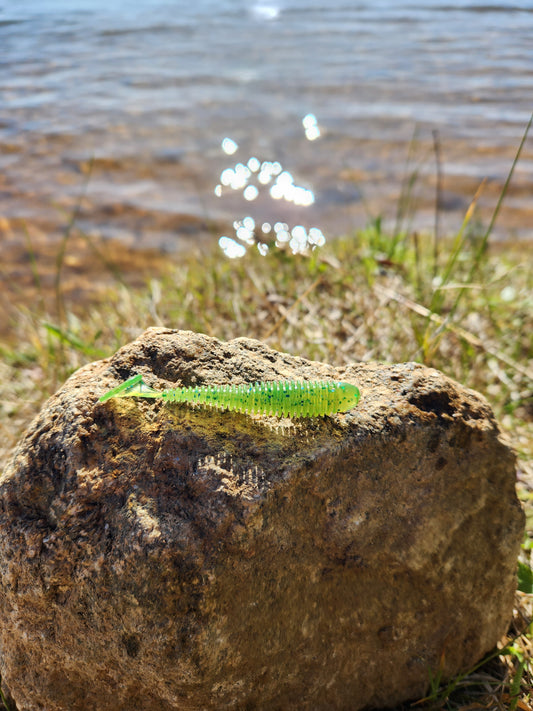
[250,3,281,21]
[302,113,321,142]
[2,0,533,257]
[217,124,326,259]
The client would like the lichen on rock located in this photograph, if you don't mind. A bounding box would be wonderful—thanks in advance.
[0,328,525,710]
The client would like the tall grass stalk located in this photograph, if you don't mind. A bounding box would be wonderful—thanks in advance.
[431,128,442,278]
[54,157,95,329]
[421,112,533,363]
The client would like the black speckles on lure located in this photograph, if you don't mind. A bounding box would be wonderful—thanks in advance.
[99,374,360,417]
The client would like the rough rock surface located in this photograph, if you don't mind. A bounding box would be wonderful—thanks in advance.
[0,328,524,711]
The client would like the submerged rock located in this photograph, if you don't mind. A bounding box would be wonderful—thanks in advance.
[0,328,524,710]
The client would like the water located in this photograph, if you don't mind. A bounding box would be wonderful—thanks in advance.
[1,0,533,261]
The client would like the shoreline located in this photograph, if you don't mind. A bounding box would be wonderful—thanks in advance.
[2,128,532,255]
[2,126,532,345]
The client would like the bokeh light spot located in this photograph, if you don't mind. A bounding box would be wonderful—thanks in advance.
[219,236,246,258]
[221,137,238,155]
[244,185,259,201]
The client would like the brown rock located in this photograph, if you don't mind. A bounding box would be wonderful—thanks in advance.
[0,328,524,710]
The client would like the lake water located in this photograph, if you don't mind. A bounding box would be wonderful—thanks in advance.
[1,0,533,263]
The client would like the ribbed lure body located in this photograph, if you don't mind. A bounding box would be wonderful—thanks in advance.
[162,379,360,416]
[99,374,360,417]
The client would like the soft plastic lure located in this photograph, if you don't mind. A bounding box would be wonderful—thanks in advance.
[99,374,360,418]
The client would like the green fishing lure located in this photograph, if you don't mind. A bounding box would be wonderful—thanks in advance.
[99,374,360,418]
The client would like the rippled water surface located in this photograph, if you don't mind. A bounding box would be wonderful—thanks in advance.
[1,0,533,262]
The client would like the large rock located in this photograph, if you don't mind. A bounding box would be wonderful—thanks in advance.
[0,328,524,711]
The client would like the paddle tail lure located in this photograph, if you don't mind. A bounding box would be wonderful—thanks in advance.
[99,374,360,417]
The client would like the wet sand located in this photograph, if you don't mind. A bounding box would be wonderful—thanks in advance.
[1,123,532,343]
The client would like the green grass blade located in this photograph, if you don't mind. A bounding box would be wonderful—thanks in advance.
[517,560,533,594]
[43,323,108,358]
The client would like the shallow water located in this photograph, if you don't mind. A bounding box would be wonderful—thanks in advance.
[1,0,532,264]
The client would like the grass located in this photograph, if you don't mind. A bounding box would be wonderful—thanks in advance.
[0,133,532,709]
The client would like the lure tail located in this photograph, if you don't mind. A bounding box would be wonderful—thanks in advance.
[98,374,161,403]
